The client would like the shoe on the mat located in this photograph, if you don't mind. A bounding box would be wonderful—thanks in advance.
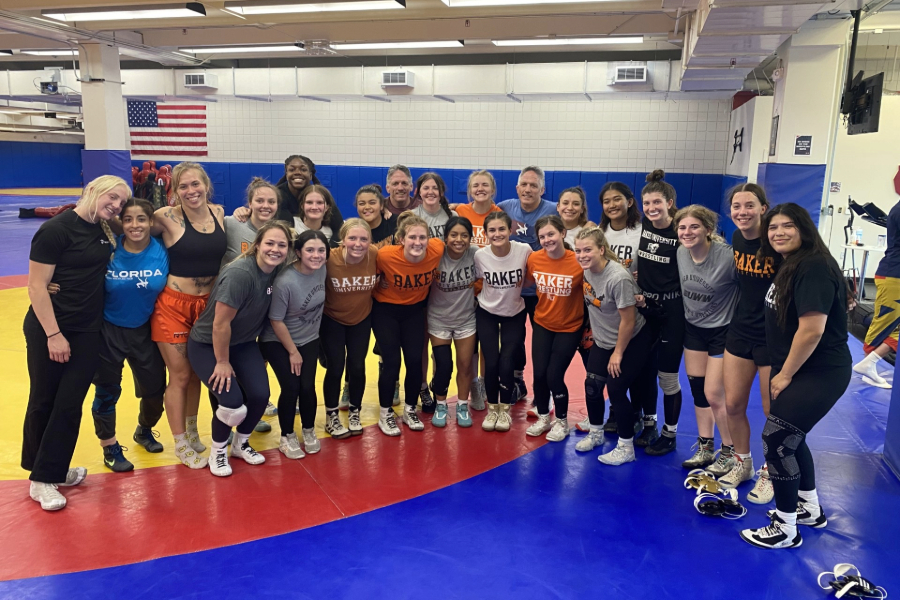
[526,414,553,437]
[575,417,591,433]
[393,381,401,407]
[348,408,363,436]
[767,500,828,528]
[513,378,528,402]
[133,426,164,453]
[747,467,774,504]
[706,448,737,477]
[209,448,232,477]
[470,378,487,411]
[719,456,754,489]
[103,443,134,473]
[264,401,278,416]
[432,403,448,428]
[231,439,265,465]
[527,398,554,419]
[456,402,473,427]
[60,466,87,487]
[185,428,206,454]
[420,387,436,414]
[339,383,350,410]
[681,439,715,469]
[603,416,618,434]
[402,408,425,431]
[634,421,659,447]
[645,432,677,456]
[379,412,401,436]
[302,428,321,453]
[740,513,802,549]
[546,418,570,443]
[279,433,305,459]
[30,481,66,511]
[325,411,351,439]
[495,404,512,432]
[254,419,272,433]
[482,404,499,431]
[598,443,636,466]
[576,430,605,452]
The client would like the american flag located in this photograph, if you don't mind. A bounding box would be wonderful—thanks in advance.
[127,101,207,157]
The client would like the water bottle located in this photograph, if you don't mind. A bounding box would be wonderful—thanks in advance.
[855,229,864,245]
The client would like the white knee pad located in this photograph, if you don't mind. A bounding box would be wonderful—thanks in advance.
[658,371,681,395]
[216,404,247,427]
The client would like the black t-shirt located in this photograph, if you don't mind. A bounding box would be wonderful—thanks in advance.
[764,256,851,371]
[275,181,344,232]
[730,230,781,344]
[371,215,398,246]
[28,209,113,332]
[637,217,680,299]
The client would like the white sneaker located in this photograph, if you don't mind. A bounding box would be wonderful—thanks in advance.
[302,428,321,453]
[264,401,278,416]
[598,443,636,465]
[482,404,499,431]
[527,398,553,419]
[402,408,425,431]
[706,449,738,477]
[209,448,232,477]
[59,466,87,486]
[379,412,401,436]
[231,439,266,465]
[30,481,66,511]
[576,430,605,452]
[495,404,512,432]
[325,411,351,439]
[526,414,553,437]
[348,408,363,436]
[747,466,775,504]
[575,417,591,433]
[546,419,570,442]
[279,433,305,459]
[719,456,754,489]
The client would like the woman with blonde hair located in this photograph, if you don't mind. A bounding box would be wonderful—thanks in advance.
[23,175,129,510]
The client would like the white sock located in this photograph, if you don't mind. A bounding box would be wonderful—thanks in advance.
[234,432,249,448]
[457,399,469,405]
[438,400,448,406]
[663,424,677,436]
[644,414,657,423]
[737,452,751,461]
[619,437,635,449]
[798,489,819,505]
[380,406,391,419]
[211,439,228,451]
[775,509,797,527]
[174,432,187,444]
[859,352,881,367]
[185,415,199,431]
[404,404,415,413]
[590,425,603,433]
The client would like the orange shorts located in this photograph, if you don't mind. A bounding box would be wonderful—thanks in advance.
[150,287,209,344]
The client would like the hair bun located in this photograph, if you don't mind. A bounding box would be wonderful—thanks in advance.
[646,169,666,183]
[371,183,384,194]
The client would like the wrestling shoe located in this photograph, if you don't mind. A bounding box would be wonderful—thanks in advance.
[598,442,636,466]
[60,467,87,486]
[432,403,448,428]
[546,418,570,442]
[231,439,265,465]
[254,420,272,433]
[681,438,715,469]
[456,402,473,427]
[470,378,487,411]
[379,412,401,437]
[495,404,512,432]
[719,456,754,489]
[575,417,591,433]
[402,407,425,431]
[645,432,677,456]
[325,411,351,439]
[706,448,737,477]
[634,420,659,447]
[133,426,164,453]
[526,414,552,437]
[348,408,363,436]
[30,482,66,511]
[575,430,605,452]
[740,513,801,549]
[527,398,553,419]
[482,404,499,431]
[420,387,436,414]
[264,401,278,416]
[209,448,232,477]
[302,428,321,453]
[103,443,134,473]
[747,467,774,504]
[279,433,305,459]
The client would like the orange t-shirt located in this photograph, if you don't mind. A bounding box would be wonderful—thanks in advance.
[325,246,378,325]
[374,238,444,305]
[455,203,500,248]
[526,249,585,333]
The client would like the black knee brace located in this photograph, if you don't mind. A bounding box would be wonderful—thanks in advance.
[762,414,805,481]
[585,372,607,403]
[431,345,453,397]
[688,375,709,408]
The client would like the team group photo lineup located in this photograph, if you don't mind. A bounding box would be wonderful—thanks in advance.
[28,151,891,552]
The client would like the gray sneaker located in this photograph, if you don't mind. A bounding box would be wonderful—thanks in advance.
[302,428,320,454]
[706,448,737,477]
[718,456,754,489]
[681,439,715,469]
[470,378,487,411]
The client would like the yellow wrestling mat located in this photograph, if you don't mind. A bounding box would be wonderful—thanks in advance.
[0,287,437,480]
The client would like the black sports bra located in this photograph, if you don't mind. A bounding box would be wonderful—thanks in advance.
[167,207,227,278]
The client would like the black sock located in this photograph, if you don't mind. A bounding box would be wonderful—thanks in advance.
[721,444,734,456]
[699,436,714,446]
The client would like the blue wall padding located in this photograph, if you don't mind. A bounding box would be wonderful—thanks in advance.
[0,141,83,188]
[757,163,826,225]
[82,150,132,190]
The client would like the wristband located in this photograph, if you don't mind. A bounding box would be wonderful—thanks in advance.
[47,331,61,338]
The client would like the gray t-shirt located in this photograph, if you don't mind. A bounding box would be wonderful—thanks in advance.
[411,205,457,241]
[583,261,645,350]
[428,246,478,332]
[676,241,740,327]
[190,256,277,345]
[259,264,327,346]
[222,216,257,267]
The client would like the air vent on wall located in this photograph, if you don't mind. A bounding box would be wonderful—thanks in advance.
[381,70,415,88]
[612,65,647,84]
[183,73,218,89]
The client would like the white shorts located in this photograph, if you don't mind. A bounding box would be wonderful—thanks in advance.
[428,322,477,341]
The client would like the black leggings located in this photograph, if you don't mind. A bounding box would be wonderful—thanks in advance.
[187,338,270,444]
[531,323,580,419]
[476,306,526,404]
[371,300,426,409]
[514,295,539,373]
[764,365,851,513]
[21,312,101,484]
[320,314,371,411]
[651,295,685,426]
[260,339,319,433]
[585,325,656,439]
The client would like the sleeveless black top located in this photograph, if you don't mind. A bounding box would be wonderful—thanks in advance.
[168,207,227,278]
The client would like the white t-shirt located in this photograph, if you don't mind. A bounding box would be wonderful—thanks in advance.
[565,226,583,249]
[603,224,642,275]
[474,241,533,317]
[294,218,334,245]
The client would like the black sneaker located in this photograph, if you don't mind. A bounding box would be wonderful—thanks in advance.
[513,378,528,403]
[133,426,164,453]
[645,432,677,456]
[420,387,436,414]
[634,421,659,447]
[103,442,135,473]
[603,408,618,433]
[740,513,802,549]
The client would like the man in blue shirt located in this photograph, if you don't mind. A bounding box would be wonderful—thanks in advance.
[498,166,558,402]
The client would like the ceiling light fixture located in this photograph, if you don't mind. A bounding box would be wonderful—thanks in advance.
[492,37,644,46]
[0,50,13,55]
[443,0,616,5]
[331,40,463,50]
[181,43,306,54]
[20,49,80,56]
[227,0,404,14]
[43,3,206,22]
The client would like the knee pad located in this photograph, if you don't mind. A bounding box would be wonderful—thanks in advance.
[585,372,607,402]
[688,376,709,408]
[92,383,122,415]
[431,345,453,396]
[658,371,681,395]
[761,415,805,481]
[216,404,247,428]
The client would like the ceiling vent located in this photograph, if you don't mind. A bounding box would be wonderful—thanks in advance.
[183,73,218,89]
[611,65,648,84]
[381,70,415,89]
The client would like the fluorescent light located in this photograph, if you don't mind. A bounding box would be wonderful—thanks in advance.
[332,40,463,50]
[444,0,614,5]
[493,37,644,46]
[0,50,13,56]
[20,49,79,56]
[43,3,205,22]
[230,0,404,14]
[181,44,305,54]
